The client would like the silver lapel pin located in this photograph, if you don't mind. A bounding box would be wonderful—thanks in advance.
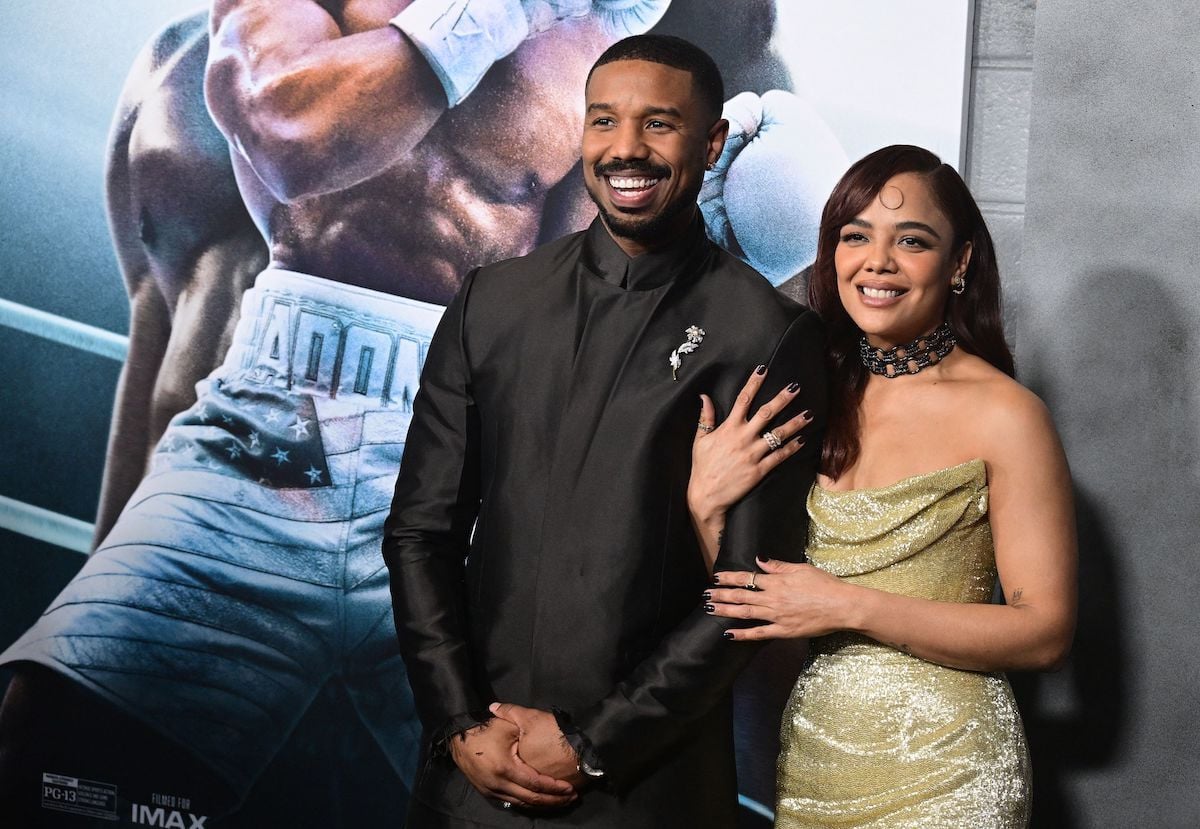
[670,325,706,381]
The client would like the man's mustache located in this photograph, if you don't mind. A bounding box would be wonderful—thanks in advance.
[592,159,671,179]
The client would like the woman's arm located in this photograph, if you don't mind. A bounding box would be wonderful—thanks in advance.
[688,367,813,571]
[710,385,1077,673]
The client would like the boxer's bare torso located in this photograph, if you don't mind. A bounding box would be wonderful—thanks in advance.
[210,0,608,305]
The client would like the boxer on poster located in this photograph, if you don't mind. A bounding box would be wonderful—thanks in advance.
[383,35,827,827]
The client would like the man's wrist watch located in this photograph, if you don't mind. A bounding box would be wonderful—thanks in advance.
[578,758,605,779]
[552,707,606,779]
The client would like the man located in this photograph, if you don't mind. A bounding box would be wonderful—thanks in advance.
[0,1,669,823]
[384,35,827,827]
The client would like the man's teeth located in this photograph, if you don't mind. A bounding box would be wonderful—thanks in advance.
[609,176,660,190]
[862,287,902,298]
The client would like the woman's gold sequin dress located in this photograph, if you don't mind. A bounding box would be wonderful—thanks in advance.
[775,459,1031,828]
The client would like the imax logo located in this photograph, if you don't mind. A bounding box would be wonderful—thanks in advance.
[130,804,208,828]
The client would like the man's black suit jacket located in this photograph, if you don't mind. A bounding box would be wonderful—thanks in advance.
[383,218,827,827]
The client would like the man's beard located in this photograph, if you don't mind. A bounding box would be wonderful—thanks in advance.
[586,161,701,244]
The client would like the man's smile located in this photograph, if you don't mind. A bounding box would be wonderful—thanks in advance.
[605,174,664,208]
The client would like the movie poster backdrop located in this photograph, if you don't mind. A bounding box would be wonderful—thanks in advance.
[0,2,971,825]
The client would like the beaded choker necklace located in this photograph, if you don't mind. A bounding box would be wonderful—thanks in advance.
[860,323,956,378]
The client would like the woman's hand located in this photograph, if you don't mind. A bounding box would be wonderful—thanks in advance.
[706,557,857,640]
[688,366,811,527]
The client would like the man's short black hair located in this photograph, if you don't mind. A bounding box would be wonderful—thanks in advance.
[587,35,725,125]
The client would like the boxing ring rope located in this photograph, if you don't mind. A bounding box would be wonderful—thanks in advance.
[0,494,92,555]
[0,296,778,821]
[0,296,129,362]
[739,794,773,820]
[0,297,123,554]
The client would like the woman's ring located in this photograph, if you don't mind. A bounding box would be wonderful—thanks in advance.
[762,429,782,451]
[745,572,760,591]
[697,421,715,433]
[501,801,513,810]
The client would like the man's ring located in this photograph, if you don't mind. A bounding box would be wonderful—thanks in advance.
[762,430,782,451]
[697,421,715,433]
[745,572,761,591]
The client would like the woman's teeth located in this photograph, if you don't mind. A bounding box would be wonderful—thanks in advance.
[862,287,902,298]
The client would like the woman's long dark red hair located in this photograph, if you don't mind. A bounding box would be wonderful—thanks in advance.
[808,145,1015,480]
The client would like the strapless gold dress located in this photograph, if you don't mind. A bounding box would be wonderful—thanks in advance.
[775,459,1030,828]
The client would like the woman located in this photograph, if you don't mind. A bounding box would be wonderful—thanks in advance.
[688,145,1076,827]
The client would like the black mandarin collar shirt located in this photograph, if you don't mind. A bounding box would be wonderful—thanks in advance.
[582,212,710,291]
[384,211,828,824]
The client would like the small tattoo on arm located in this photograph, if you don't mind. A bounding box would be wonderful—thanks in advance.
[1010,588,1025,606]
[717,530,724,547]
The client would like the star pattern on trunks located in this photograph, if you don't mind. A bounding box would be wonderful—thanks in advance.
[167,390,331,489]
[289,417,312,440]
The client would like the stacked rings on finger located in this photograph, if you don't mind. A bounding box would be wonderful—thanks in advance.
[697,421,715,433]
[762,429,783,452]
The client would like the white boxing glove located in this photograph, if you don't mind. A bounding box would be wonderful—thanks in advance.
[592,0,671,38]
[391,0,592,107]
[699,90,849,286]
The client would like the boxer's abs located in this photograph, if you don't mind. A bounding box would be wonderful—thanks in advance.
[243,152,554,305]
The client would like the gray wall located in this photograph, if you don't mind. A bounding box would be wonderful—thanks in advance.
[985,1,1200,825]
[965,0,1035,343]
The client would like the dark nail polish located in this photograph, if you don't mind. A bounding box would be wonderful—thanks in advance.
[787,382,800,393]
[712,574,722,584]
[754,364,766,375]
[800,410,812,421]
[702,591,712,601]
[722,631,734,640]
[704,604,715,613]
[756,555,770,563]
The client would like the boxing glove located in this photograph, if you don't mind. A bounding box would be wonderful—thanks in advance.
[392,0,591,107]
[591,0,670,38]
[699,90,849,286]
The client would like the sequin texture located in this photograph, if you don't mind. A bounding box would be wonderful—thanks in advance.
[776,459,1031,828]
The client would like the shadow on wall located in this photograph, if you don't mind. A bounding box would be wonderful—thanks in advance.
[1010,487,1127,828]
[1011,267,1199,826]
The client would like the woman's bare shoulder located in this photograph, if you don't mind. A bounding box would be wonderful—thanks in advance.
[941,354,1062,464]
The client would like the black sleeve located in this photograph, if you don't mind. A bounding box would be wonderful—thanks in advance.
[381,268,489,749]
[570,310,828,787]
[719,311,827,564]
